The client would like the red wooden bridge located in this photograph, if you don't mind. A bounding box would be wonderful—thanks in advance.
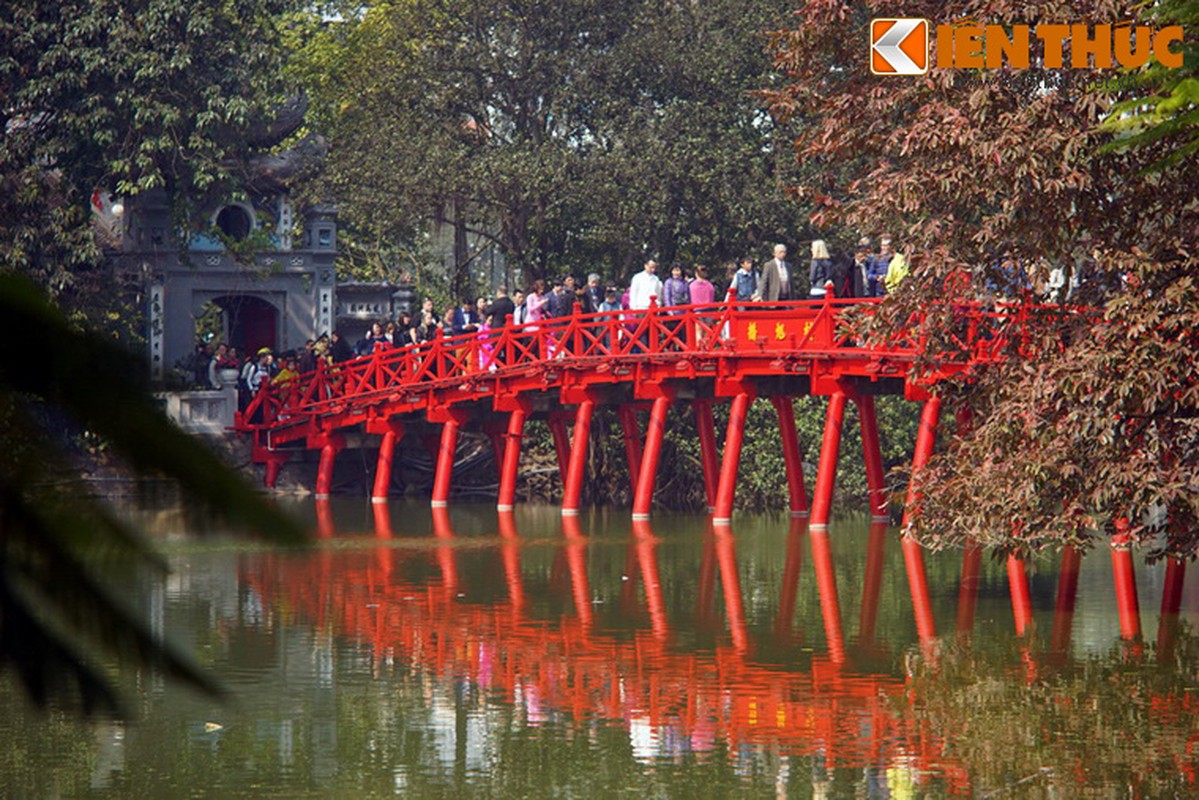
[236,292,1051,528]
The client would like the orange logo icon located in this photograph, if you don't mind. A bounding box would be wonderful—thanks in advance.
[871,18,929,75]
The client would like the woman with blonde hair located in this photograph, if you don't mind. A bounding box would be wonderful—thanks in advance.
[809,239,833,297]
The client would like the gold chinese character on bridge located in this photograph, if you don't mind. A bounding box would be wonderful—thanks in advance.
[747,322,758,341]
[775,323,786,341]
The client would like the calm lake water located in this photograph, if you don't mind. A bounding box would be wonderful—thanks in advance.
[3,500,1198,798]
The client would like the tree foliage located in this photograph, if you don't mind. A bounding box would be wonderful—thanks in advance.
[0,2,309,715]
[0,0,298,320]
[765,1,1199,556]
[291,0,807,293]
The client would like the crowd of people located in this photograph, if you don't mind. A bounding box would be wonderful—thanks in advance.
[182,235,1110,400]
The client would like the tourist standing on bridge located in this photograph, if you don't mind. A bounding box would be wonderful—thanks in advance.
[809,240,833,298]
[867,237,894,297]
[511,289,527,325]
[731,257,758,302]
[662,264,690,311]
[486,286,516,326]
[757,244,794,302]
[689,265,715,305]
[629,259,662,310]
[582,273,604,314]
[451,299,481,337]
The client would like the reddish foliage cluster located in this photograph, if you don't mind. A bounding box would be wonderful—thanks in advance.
[765,1,1199,556]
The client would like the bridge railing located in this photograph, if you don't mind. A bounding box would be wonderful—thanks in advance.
[236,293,1074,431]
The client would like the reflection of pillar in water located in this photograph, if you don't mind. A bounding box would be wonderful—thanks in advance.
[956,545,982,635]
[1050,545,1081,653]
[562,515,594,631]
[314,497,335,539]
[809,528,845,664]
[1158,556,1186,661]
[714,525,749,654]
[431,506,458,597]
[776,517,807,637]
[371,502,394,577]
[695,524,719,630]
[899,396,941,643]
[858,520,889,645]
[497,511,525,617]
[632,520,669,641]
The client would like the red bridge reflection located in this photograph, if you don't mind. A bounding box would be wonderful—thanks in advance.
[242,503,1198,793]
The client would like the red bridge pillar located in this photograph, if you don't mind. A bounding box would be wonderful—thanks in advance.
[497,406,528,512]
[900,395,942,643]
[370,422,404,503]
[548,413,572,486]
[809,390,848,530]
[771,396,809,517]
[430,410,470,508]
[692,400,720,513]
[856,395,888,520]
[314,434,345,500]
[618,406,643,496]
[712,391,753,525]
[632,395,672,520]
[562,399,595,516]
[1111,520,1141,641]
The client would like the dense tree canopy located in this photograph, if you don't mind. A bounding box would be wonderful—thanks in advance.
[290,0,808,293]
[766,1,1199,556]
[1,0,299,325]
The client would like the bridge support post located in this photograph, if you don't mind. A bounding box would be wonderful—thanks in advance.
[712,392,752,525]
[562,400,595,516]
[1111,520,1141,641]
[856,395,888,520]
[431,417,463,508]
[1007,555,1033,636]
[618,406,643,495]
[548,413,572,488]
[632,396,671,519]
[771,396,809,517]
[371,424,404,503]
[314,434,345,500]
[261,450,290,490]
[809,390,848,530]
[899,395,941,643]
[693,400,720,512]
[497,408,527,511]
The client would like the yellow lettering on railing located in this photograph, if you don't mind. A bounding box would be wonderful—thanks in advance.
[747,322,758,341]
[775,323,786,341]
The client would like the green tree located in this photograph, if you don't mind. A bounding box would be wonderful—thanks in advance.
[0,1,308,715]
[291,0,806,294]
[765,1,1199,556]
[0,0,299,327]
